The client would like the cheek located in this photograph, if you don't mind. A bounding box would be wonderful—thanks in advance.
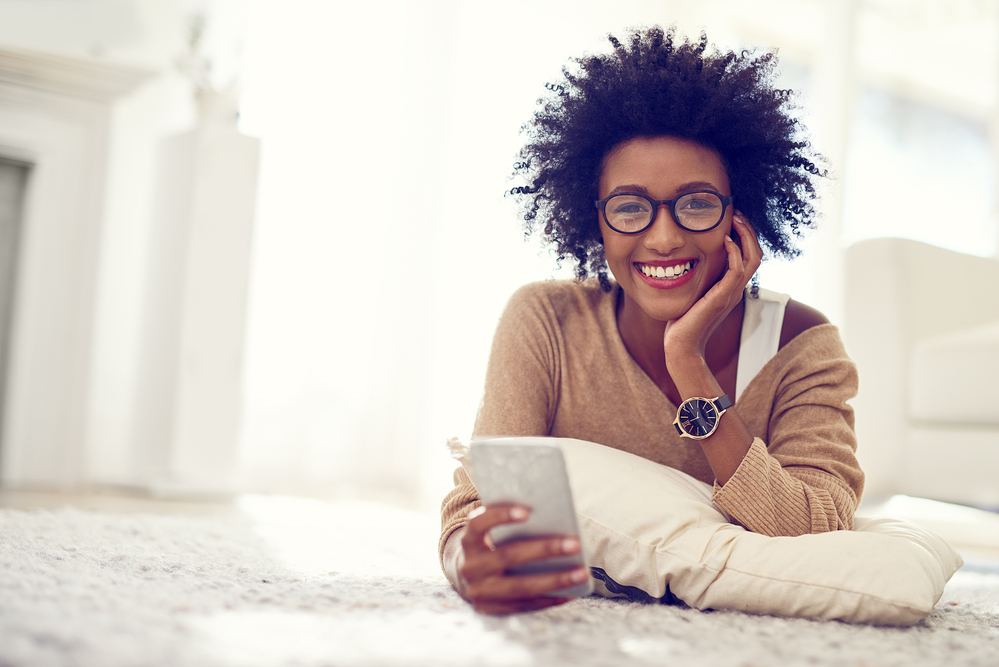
[598,224,625,263]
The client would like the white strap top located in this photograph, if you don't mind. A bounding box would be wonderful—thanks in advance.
[735,287,791,402]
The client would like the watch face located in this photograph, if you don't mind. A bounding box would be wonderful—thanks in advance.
[678,399,718,438]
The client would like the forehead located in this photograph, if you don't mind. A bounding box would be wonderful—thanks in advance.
[598,136,730,196]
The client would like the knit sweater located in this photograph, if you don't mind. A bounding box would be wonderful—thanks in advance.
[439,279,865,564]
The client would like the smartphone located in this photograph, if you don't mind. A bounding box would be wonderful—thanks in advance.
[469,437,593,598]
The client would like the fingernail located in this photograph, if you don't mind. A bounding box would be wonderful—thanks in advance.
[561,538,580,553]
[509,507,529,521]
[570,568,589,583]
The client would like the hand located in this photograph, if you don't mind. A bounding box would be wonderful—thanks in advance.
[662,211,763,366]
[452,504,591,615]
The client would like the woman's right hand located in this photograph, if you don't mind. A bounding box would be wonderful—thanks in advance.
[448,504,591,615]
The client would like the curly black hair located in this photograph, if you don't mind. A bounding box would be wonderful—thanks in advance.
[510,26,826,291]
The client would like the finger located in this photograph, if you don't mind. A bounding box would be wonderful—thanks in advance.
[732,213,763,271]
[463,535,582,582]
[724,233,744,270]
[733,209,755,235]
[465,566,591,602]
[728,214,763,280]
[720,235,747,289]
[462,505,529,553]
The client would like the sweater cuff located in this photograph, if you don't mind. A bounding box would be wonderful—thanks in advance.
[711,437,812,537]
[438,467,481,572]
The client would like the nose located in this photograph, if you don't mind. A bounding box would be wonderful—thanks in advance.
[642,204,685,254]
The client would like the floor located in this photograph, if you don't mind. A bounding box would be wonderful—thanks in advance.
[3,487,999,565]
[0,487,240,517]
[6,490,997,667]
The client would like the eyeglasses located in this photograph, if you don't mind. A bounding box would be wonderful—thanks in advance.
[594,191,733,234]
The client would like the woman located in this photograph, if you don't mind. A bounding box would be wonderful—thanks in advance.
[440,27,864,615]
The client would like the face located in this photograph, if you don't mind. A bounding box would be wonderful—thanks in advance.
[597,135,733,324]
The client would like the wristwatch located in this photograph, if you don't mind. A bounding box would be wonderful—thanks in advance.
[673,395,733,440]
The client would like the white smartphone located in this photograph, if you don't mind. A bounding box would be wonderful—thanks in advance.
[469,437,593,598]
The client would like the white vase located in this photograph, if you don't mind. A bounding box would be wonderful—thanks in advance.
[196,88,241,127]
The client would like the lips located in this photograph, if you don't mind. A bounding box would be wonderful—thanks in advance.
[634,259,697,289]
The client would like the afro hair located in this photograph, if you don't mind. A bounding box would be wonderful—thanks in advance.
[510,26,826,291]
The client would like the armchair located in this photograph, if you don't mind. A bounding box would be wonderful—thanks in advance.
[843,237,999,509]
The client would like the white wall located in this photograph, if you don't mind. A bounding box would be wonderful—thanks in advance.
[235,0,723,508]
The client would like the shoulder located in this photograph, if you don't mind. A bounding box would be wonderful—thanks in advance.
[508,278,609,303]
[778,299,830,350]
[771,311,856,392]
[495,279,616,354]
[504,278,612,321]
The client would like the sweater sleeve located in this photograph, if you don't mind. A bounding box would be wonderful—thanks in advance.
[439,466,479,567]
[438,283,561,569]
[711,325,864,536]
[470,283,562,438]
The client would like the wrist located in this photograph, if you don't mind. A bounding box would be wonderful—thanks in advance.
[443,528,469,598]
[665,356,722,399]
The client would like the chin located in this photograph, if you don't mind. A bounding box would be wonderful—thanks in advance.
[635,295,697,323]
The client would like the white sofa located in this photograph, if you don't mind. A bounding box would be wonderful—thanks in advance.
[844,237,999,509]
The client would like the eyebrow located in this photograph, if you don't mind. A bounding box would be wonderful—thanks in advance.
[609,181,721,196]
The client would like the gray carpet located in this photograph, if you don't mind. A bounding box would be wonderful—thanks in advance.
[1,496,997,667]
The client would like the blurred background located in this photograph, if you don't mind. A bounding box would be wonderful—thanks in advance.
[0,0,997,515]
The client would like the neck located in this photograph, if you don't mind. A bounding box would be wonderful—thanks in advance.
[615,289,744,403]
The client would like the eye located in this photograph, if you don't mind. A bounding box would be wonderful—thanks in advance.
[609,196,652,215]
[677,193,722,214]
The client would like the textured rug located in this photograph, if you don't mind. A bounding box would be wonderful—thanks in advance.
[1,495,998,667]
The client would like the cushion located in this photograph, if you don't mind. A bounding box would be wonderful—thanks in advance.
[554,437,963,626]
[909,320,999,423]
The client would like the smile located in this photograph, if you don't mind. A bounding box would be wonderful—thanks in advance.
[636,261,694,279]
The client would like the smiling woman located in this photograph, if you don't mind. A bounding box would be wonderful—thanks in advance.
[439,26,863,616]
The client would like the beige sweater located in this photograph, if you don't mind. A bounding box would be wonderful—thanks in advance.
[439,280,865,564]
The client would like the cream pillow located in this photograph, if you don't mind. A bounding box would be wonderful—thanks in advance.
[554,437,962,626]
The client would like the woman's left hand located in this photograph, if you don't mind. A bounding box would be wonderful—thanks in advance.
[662,211,763,366]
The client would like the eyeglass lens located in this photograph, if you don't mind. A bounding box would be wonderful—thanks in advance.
[603,192,724,233]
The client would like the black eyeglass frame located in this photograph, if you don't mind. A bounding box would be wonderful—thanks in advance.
[594,190,734,234]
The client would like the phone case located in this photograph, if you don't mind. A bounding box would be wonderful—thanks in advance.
[469,437,593,598]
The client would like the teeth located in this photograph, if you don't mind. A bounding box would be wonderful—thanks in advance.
[640,261,692,279]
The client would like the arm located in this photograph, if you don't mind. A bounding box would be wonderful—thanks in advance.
[663,214,861,536]
[662,213,761,485]
[439,284,591,611]
[437,285,558,571]
[711,325,863,535]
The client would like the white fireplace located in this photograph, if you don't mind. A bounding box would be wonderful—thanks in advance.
[0,157,27,439]
[0,47,152,487]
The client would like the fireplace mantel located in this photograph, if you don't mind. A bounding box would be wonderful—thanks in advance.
[0,47,153,103]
